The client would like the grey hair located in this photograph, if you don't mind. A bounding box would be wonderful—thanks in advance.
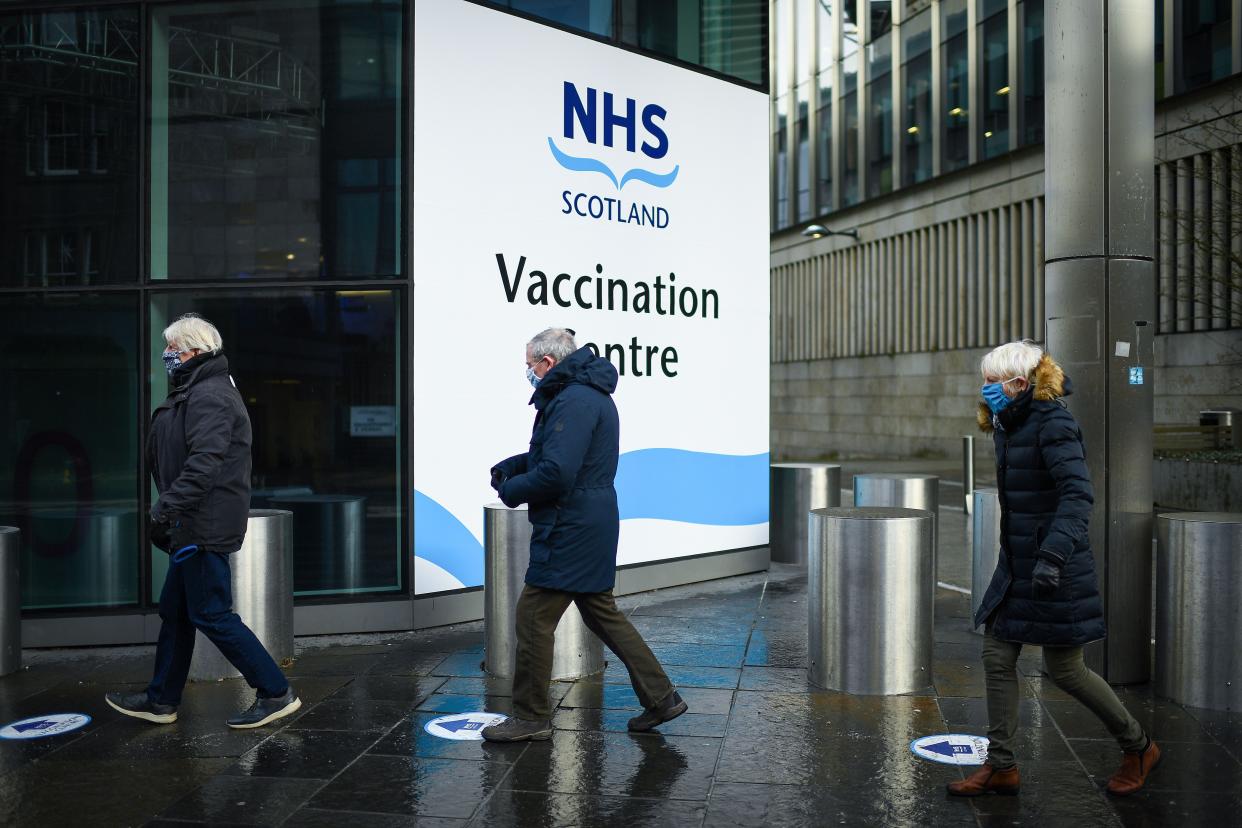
[163,313,223,354]
[980,340,1042,381]
[527,327,577,363]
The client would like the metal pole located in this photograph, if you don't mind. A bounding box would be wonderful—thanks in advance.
[962,435,975,514]
[770,463,842,564]
[0,527,20,677]
[483,504,604,681]
[189,510,295,681]
[1044,0,1155,683]
[807,507,935,694]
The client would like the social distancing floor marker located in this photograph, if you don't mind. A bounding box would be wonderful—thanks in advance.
[0,714,92,740]
[911,733,989,765]
[424,712,507,741]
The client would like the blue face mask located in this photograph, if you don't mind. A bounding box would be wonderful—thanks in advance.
[981,378,1021,415]
[526,366,541,388]
[162,350,183,377]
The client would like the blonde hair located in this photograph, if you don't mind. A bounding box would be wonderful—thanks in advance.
[980,340,1042,381]
[163,313,223,354]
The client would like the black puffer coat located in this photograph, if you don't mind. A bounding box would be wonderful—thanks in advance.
[493,347,620,594]
[973,354,1106,647]
[149,353,253,554]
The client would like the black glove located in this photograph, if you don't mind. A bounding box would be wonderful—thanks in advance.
[1031,553,1063,600]
[490,468,506,492]
[149,519,172,554]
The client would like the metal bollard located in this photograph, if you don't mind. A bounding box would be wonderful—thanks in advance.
[483,503,604,681]
[1155,512,1242,711]
[268,494,365,593]
[189,510,295,681]
[970,488,1002,634]
[0,527,20,677]
[854,473,940,568]
[807,507,935,694]
[770,463,842,564]
[962,436,975,514]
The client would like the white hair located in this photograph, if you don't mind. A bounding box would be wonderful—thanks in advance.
[527,327,577,363]
[163,313,223,354]
[980,340,1043,381]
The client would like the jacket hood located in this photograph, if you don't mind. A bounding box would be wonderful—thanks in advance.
[977,353,1070,433]
[531,346,618,408]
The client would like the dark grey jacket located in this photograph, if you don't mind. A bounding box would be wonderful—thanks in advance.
[149,353,252,554]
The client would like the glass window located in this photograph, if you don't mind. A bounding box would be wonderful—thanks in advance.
[866,30,893,197]
[1155,0,1165,99]
[817,70,835,212]
[1020,0,1044,145]
[697,0,767,86]
[869,0,893,40]
[504,0,613,36]
[979,4,1010,160]
[817,0,835,71]
[1176,0,1232,93]
[0,8,140,287]
[149,0,403,282]
[796,0,814,82]
[149,290,404,598]
[775,0,791,93]
[0,293,140,610]
[841,6,861,207]
[775,94,790,228]
[796,82,812,220]
[941,0,969,172]
[901,9,933,187]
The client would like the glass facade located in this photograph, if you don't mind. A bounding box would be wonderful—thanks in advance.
[902,9,933,187]
[770,0,1242,229]
[0,8,141,287]
[941,0,969,173]
[979,0,1009,160]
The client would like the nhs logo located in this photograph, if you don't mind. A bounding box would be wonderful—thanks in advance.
[552,81,677,229]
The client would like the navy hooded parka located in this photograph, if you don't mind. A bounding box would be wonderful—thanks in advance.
[493,347,621,594]
[973,354,1107,647]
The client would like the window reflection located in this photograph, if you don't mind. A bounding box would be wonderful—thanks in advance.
[796,82,812,220]
[979,0,1009,160]
[150,290,404,598]
[0,8,140,287]
[149,0,403,281]
[0,293,140,609]
[1177,0,1232,93]
[902,9,932,187]
[841,6,861,206]
[941,0,969,173]
[866,29,892,197]
[775,94,790,228]
[1020,0,1044,146]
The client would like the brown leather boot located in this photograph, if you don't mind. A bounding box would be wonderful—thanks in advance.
[1107,739,1161,796]
[946,764,1020,796]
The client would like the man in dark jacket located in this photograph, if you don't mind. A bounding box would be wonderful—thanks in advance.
[106,314,299,729]
[482,328,687,742]
[948,341,1159,799]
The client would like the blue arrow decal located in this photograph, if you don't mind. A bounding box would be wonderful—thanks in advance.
[13,720,57,733]
[439,717,484,733]
[924,740,957,757]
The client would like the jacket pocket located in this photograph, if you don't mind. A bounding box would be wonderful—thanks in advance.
[528,506,557,563]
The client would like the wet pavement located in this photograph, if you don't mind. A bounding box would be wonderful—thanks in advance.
[1,553,1240,825]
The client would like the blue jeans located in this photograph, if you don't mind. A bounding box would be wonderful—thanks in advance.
[147,549,288,706]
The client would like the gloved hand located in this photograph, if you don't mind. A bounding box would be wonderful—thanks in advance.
[149,519,172,554]
[490,468,506,492]
[1031,553,1063,600]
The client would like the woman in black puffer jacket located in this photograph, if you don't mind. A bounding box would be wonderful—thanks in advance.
[947,341,1160,799]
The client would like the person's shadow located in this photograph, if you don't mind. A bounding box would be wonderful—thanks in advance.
[614,731,691,817]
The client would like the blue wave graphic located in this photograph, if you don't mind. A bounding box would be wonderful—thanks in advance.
[616,450,769,525]
[413,490,484,588]
[547,138,679,190]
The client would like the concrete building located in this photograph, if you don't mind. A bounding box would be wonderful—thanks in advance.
[769,0,1242,511]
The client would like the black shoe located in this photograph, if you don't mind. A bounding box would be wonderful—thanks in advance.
[481,716,553,742]
[226,687,301,729]
[105,692,177,725]
[628,690,688,732]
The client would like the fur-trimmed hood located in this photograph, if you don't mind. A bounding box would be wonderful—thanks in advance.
[977,354,1068,433]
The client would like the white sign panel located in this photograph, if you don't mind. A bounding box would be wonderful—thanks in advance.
[350,406,397,438]
[424,712,507,741]
[910,734,990,765]
[412,1,769,594]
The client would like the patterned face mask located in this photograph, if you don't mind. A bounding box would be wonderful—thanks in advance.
[526,365,541,388]
[162,350,184,377]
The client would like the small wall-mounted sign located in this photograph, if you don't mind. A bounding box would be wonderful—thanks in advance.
[1129,367,1145,386]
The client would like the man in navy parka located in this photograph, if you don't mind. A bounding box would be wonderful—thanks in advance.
[481,328,687,742]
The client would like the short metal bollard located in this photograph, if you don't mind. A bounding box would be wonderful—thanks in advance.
[962,436,975,514]
[268,494,365,593]
[807,507,935,695]
[970,488,1002,634]
[770,463,842,564]
[483,503,604,681]
[1155,512,1242,711]
[189,510,295,682]
[854,473,940,566]
[0,527,20,677]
